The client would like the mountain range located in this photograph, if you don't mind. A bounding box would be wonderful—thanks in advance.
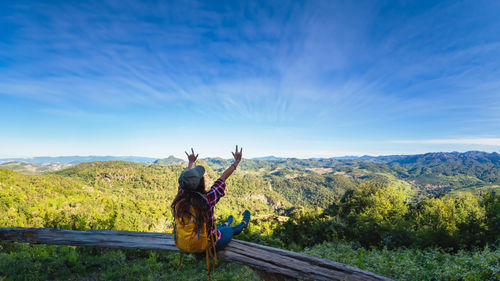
[1,152,499,192]
[3,151,498,165]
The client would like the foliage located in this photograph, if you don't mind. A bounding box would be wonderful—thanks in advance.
[337,181,411,247]
[414,193,488,248]
[304,242,499,281]
[274,181,499,250]
[268,174,356,208]
[1,154,499,280]
[272,207,341,250]
[0,162,284,233]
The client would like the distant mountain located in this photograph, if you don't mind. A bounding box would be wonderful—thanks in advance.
[252,155,405,161]
[381,151,500,184]
[383,151,500,165]
[331,155,377,160]
[0,156,157,165]
[252,156,288,161]
[2,151,499,187]
[154,156,185,165]
[333,152,500,164]
[361,155,413,162]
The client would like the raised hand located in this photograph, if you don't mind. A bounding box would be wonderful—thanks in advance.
[231,145,243,164]
[221,145,243,181]
[185,148,199,169]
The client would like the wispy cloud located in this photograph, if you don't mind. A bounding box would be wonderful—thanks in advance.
[1,0,500,157]
[2,1,498,122]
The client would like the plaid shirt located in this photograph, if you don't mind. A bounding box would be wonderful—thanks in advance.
[177,178,226,241]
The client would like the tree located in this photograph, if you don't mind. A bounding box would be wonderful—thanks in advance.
[338,181,410,247]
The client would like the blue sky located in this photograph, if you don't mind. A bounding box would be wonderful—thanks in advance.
[1,0,499,158]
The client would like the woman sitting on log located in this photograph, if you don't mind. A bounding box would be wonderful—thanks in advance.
[171,145,250,254]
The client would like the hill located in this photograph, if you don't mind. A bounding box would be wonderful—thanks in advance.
[251,156,288,161]
[0,160,293,230]
[2,151,499,199]
[0,161,71,174]
[384,151,500,182]
[207,151,500,197]
[154,155,185,165]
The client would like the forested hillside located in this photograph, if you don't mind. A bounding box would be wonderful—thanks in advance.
[1,152,499,280]
[204,151,500,198]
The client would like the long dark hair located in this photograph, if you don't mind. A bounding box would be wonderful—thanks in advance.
[171,177,209,226]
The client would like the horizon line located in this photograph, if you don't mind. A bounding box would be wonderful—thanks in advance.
[1,149,499,161]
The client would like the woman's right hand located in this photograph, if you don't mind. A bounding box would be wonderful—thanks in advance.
[220,145,243,181]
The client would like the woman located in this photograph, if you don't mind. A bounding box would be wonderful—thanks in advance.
[171,145,250,251]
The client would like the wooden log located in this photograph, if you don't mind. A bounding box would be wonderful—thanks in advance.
[0,227,392,281]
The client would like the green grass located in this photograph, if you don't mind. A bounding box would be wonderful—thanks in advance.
[304,242,499,281]
[2,241,498,281]
[0,243,260,281]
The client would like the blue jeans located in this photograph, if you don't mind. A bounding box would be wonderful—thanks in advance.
[215,222,245,251]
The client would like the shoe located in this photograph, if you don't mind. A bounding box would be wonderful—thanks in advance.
[225,215,233,226]
[242,210,250,228]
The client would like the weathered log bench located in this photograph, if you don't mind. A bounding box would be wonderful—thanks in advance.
[0,227,392,281]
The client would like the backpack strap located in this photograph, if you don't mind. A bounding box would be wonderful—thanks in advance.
[211,218,218,265]
[187,212,201,239]
[172,211,177,241]
[173,210,202,240]
[194,191,208,201]
[206,247,211,280]
[177,252,183,272]
[205,215,219,280]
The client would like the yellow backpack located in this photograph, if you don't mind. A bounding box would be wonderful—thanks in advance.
[172,206,218,279]
[172,206,210,253]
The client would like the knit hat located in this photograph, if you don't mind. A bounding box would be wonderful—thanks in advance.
[178,166,205,191]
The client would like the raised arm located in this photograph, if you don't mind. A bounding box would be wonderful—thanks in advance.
[220,145,242,181]
[185,148,199,170]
